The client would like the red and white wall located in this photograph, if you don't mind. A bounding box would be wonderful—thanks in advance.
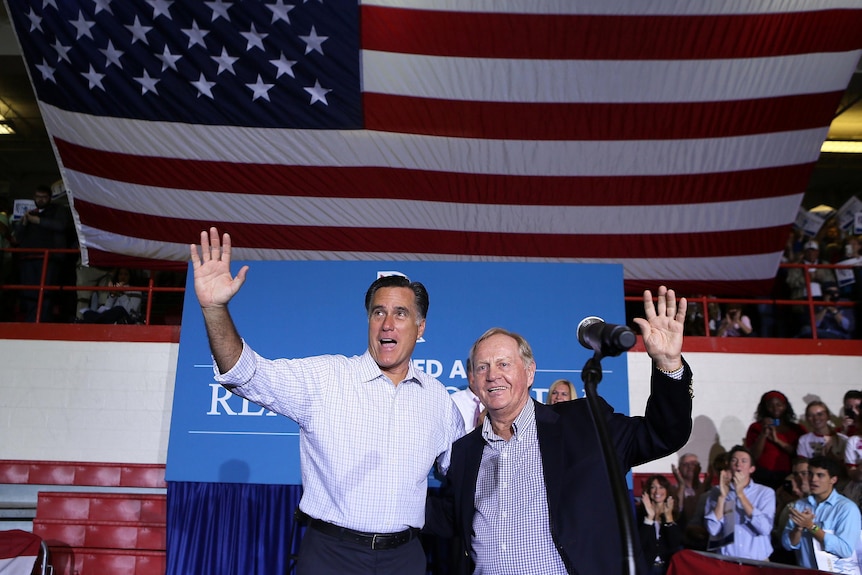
[0,326,859,477]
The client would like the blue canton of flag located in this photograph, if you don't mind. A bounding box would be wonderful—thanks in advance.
[9,0,362,128]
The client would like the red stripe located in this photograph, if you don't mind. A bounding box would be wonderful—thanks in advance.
[55,139,816,206]
[624,278,779,298]
[74,200,788,260]
[364,92,843,140]
[361,6,862,59]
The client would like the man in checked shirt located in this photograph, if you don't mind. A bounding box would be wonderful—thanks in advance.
[190,227,464,575]
[427,286,693,575]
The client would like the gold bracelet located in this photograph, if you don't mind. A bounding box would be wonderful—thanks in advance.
[656,364,683,374]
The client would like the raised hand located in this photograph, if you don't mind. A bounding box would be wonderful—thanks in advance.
[663,496,675,522]
[190,227,249,309]
[633,286,686,371]
[641,494,656,520]
[671,463,683,483]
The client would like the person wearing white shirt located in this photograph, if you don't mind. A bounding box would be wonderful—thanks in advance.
[191,228,464,575]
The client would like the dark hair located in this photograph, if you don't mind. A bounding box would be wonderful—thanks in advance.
[728,444,754,462]
[844,390,862,402]
[755,390,796,424]
[364,275,429,321]
[808,455,841,478]
[34,184,52,196]
[643,474,673,496]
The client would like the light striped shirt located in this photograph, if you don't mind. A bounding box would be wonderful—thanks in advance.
[472,400,567,575]
[214,341,464,532]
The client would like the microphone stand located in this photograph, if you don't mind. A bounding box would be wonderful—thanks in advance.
[581,352,639,575]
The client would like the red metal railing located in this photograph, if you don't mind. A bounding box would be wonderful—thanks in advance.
[2,247,859,337]
[621,262,859,341]
[0,247,185,325]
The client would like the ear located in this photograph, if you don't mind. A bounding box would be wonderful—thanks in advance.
[416,318,426,340]
[526,361,536,388]
[830,475,838,487]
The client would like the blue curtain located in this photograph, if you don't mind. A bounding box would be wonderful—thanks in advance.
[166,482,303,575]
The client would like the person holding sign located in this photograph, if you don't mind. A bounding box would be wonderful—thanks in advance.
[190,227,464,575]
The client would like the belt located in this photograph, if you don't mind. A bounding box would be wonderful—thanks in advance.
[299,511,419,550]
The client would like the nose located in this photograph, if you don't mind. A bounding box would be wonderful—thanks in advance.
[381,313,395,331]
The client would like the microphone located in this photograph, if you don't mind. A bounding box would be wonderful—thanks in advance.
[577,316,637,357]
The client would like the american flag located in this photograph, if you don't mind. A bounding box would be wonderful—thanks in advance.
[7,0,862,295]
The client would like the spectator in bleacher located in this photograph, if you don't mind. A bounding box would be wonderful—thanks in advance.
[545,378,576,404]
[775,457,811,513]
[684,294,720,336]
[782,456,862,574]
[716,303,753,337]
[842,412,862,508]
[819,220,846,264]
[771,457,811,565]
[745,391,806,488]
[672,453,707,522]
[683,452,728,551]
[79,267,142,325]
[786,240,837,335]
[637,474,682,574]
[839,390,862,437]
[704,445,775,561]
[75,257,113,321]
[798,401,848,462]
[12,185,72,322]
[795,283,855,339]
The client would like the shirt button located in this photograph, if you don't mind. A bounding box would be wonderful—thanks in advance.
[501,543,507,551]
[501,481,507,488]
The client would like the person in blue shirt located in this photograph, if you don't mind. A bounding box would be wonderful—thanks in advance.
[782,455,862,573]
[704,445,775,560]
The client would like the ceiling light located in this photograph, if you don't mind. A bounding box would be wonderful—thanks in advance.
[0,110,15,134]
[821,140,862,154]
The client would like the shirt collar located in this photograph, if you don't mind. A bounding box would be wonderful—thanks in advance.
[807,489,839,508]
[481,398,535,443]
[358,350,423,386]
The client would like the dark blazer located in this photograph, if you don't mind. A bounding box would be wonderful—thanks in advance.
[636,506,682,568]
[426,363,693,575]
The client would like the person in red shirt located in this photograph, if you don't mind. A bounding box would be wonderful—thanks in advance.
[745,391,805,489]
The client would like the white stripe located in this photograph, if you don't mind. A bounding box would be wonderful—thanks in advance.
[42,104,828,176]
[0,555,39,572]
[78,226,782,281]
[362,51,862,103]
[65,171,801,234]
[361,0,862,15]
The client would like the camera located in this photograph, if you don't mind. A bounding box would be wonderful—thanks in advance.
[846,407,856,418]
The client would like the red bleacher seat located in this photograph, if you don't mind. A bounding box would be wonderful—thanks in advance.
[0,460,166,488]
[75,465,122,487]
[50,548,166,575]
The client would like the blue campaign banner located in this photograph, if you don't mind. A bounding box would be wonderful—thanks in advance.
[166,261,631,484]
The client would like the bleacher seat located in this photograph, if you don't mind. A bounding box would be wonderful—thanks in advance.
[0,461,167,575]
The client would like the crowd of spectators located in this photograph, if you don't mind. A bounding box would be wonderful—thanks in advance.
[639,390,862,574]
[0,186,189,324]
[2,187,862,335]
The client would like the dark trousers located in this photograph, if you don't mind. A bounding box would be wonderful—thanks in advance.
[18,257,59,322]
[295,527,426,575]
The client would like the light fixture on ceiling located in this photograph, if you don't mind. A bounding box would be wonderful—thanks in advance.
[821,140,862,154]
[0,112,15,135]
